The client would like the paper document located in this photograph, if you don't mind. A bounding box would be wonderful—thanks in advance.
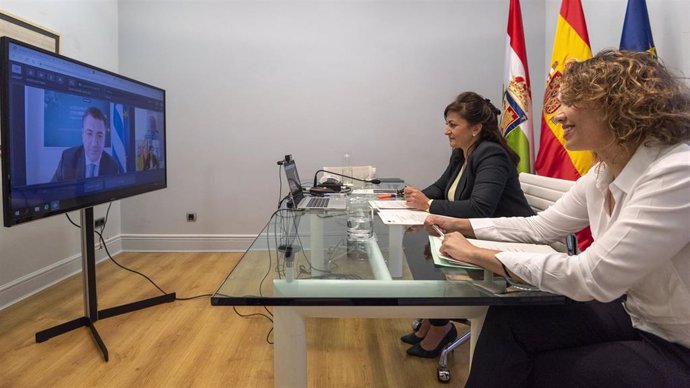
[429,236,483,270]
[368,200,410,210]
[429,236,556,270]
[352,188,398,194]
[464,238,556,253]
[377,210,428,225]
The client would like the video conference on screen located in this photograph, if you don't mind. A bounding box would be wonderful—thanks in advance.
[23,89,165,185]
[2,38,166,225]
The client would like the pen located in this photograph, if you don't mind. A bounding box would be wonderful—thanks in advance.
[431,224,445,240]
[377,193,396,199]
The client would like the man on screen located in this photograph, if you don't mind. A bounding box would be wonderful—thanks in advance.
[51,106,122,182]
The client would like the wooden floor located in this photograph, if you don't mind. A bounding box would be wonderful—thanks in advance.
[0,252,470,387]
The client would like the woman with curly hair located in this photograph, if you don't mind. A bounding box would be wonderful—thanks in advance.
[427,49,690,387]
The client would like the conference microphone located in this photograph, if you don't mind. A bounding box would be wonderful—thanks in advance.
[309,169,381,195]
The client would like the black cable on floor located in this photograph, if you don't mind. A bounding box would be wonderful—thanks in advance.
[65,209,214,301]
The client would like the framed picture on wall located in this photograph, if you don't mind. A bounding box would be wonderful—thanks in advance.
[0,10,59,53]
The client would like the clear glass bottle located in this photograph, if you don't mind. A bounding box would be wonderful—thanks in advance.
[346,195,373,258]
[342,153,352,186]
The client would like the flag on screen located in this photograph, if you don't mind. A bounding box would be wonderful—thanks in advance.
[501,0,533,173]
[536,0,594,250]
[620,0,656,56]
[111,104,129,173]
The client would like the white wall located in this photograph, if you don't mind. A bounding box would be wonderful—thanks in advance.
[117,0,544,239]
[0,0,119,308]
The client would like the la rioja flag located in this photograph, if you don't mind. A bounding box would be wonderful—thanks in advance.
[500,0,534,174]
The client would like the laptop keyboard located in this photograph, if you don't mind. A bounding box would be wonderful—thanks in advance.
[306,197,329,208]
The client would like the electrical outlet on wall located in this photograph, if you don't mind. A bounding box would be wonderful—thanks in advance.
[94,218,106,250]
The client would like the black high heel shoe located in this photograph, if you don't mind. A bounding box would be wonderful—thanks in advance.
[406,324,457,358]
[400,331,424,345]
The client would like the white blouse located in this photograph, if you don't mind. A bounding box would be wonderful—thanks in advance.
[470,143,690,348]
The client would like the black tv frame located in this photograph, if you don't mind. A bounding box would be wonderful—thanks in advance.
[0,37,174,361]
[0,36,167,227]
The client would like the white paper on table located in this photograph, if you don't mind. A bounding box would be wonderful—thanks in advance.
[377,209,429,225]
[430,236,556,254]
[368,200,410,210]
[465,238,556,253]
[351,189,398,194]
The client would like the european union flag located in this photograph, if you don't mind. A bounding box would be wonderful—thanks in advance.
[620,0,656,56]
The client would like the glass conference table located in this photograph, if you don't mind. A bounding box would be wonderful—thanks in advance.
[211,205,566,388]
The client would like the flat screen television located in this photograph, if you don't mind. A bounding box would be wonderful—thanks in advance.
[1,37,167,227]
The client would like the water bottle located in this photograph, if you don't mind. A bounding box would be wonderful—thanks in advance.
[346,195,373,258]
[342,153,352,186]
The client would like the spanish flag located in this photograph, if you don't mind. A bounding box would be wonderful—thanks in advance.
[536,0,594,181]
[501,0,533,174]
[536,0,594,250]
[620,0,656,56]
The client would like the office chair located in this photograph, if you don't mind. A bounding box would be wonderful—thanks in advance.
[432,173,579,383]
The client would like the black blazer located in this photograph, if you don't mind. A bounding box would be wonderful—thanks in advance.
[422,142,533,218]
[51,145,122,182]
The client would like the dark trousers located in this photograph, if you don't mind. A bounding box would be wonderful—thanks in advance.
[466,301,690,388]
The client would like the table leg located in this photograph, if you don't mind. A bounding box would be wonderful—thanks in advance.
[468,311,486,367]
[274,307,307,388]
[387,224,404,278]
[271,305,488,386]
[309,213,327,276]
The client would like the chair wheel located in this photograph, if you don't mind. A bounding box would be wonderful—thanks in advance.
[437,367,451,383]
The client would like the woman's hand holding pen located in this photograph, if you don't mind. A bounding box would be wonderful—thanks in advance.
[426,215,509,276]
[428,220,488,268]
[403,186,430,211]
[425,214,475,238]
[438,232,479,264]
[431,224,445,239]
[427,219,476,262]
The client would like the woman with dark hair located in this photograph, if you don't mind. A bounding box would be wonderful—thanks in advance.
[428,50,690,386]
[401,92,534,358]
[404,92,532,218]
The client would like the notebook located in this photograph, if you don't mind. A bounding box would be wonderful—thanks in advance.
[283,159,347,210]
[428,235,556,270]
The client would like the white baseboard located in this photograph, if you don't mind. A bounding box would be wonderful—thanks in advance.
[0,233,254,310]
[0,235,122,310]
[119,233,255,252]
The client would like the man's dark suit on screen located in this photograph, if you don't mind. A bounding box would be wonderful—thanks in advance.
[51,145,121,182]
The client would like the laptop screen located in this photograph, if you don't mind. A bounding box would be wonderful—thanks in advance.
[283,160,304,204]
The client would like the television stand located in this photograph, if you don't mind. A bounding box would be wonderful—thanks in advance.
[34,207,176,361]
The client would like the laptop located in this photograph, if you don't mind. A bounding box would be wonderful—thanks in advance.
[283,159,347,210]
